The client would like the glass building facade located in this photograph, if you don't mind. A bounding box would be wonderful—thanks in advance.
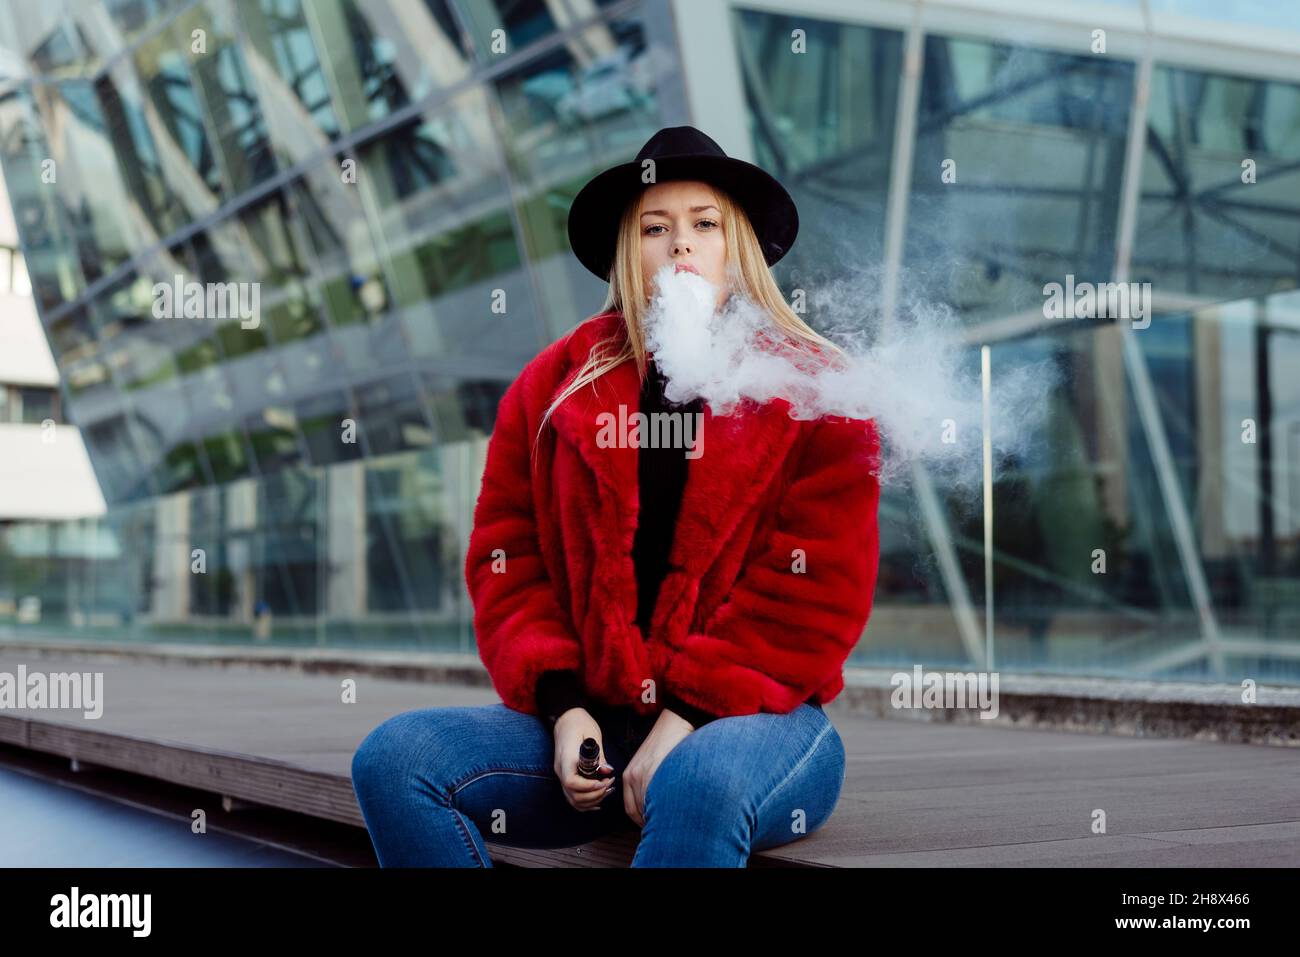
[0,0,1297,683]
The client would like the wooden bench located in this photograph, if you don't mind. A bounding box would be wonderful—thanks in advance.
[5,648,1299,867]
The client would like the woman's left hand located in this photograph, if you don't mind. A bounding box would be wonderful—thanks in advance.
[623,709,695,827]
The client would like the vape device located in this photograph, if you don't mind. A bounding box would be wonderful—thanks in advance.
[576,737,614,780]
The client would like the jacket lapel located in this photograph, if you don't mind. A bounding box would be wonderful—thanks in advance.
[550,349,803,630]
[674,396,803,576]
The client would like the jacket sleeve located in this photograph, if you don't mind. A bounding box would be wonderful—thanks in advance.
[535,668,587,730]
[662,690,722,730]
[661,415,882,718]
[465,367,583,716]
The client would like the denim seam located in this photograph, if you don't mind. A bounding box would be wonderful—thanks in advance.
[445,766,556,867]
[450,766,555,796]
[751,718,836,829]
[450,807,488,867]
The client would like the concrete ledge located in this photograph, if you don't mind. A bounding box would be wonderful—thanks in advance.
[831,671,1300,747]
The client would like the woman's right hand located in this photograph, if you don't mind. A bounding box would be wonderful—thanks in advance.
[552,708,616,812]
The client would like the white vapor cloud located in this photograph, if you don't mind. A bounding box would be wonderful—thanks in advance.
[641,261,1060,493]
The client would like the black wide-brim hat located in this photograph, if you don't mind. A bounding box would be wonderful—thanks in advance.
[567,125,799,282]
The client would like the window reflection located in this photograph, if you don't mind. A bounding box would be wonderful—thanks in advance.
[419,372,505,443]
[178,0,277,194]
[96,61,185,240]
[295,388,363,465]
[245,405,306,472]
[34,80,143,284]
[354,373,435,456]
[356,89,541,365]
[1134,66,1300,303]
[239,191,335,389]
[905,37,1134,324]
[134,27,225,205]
[80,411,157,503]
[201,426,254,483]
[290,153,390,329]
[0,88,87,311]
[492,9,667,338]
[128,376,213,493]
[458,0,558,62]
[235,0,342,164]
[105,0,191,40]
[300,0,471,133]
[733,8,902,296]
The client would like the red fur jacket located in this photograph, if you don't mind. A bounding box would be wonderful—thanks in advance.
[464,310,882,720]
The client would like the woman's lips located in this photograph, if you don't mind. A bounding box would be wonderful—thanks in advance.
[674,263,701,276]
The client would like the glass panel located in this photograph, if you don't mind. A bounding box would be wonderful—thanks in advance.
[244,404,306,472]
[734,9,902,283]
[365,451,454,626]
[34,80,143,284]
[356,87,541,368]
[201,425,254,483]
[295,388,363,465]
[457,0,557,61]
[134,25,225,208]
[0,88,87,311]
[102,246,200,391]
[353,372,435,456]
[1139,293,1300,650]
[301,0,470,133]
[104,0,191,40]
[238,190,335,389]
[178,0,277,194]
[419,372,504,443]
[66,1,125,72]
[96,60,185,240]
[905,36,1134,325]
[1133,65,1300,304]
[45,306,99,370]
[188,218,279,409]
[130,377,214,493]
[255,472,319,621]
[289,152,390,330]
[160,437,210,492]
[857,479,967,667]
[235,0,342,166]
[492,4,682,338]
[986,326,1197,670]
[27,10,93,80]
[363,505,410,613]
[851,322,1200,674]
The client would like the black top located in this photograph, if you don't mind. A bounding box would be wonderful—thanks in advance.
[631,356,702,634]
[534,358,816,730]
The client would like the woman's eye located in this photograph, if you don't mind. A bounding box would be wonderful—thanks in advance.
[644,219,718,236]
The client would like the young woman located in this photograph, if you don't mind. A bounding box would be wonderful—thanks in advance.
[351,126,882,867]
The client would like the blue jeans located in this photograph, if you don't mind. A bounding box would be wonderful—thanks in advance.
[351,698,846,867]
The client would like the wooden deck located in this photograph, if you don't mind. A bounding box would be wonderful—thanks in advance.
[1,650,1298,866]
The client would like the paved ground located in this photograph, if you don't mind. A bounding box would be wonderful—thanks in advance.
[0,651,1297,866]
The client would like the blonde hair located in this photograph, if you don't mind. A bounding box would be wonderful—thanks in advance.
[531,181,845,466]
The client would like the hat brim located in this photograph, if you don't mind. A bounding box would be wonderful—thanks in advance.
[566,154,799,282]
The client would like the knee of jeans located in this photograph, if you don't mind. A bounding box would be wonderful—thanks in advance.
[352,711,438,795]
[644,748,749,817]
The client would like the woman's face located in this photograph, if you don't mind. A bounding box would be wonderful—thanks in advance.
[638,180,730,310]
